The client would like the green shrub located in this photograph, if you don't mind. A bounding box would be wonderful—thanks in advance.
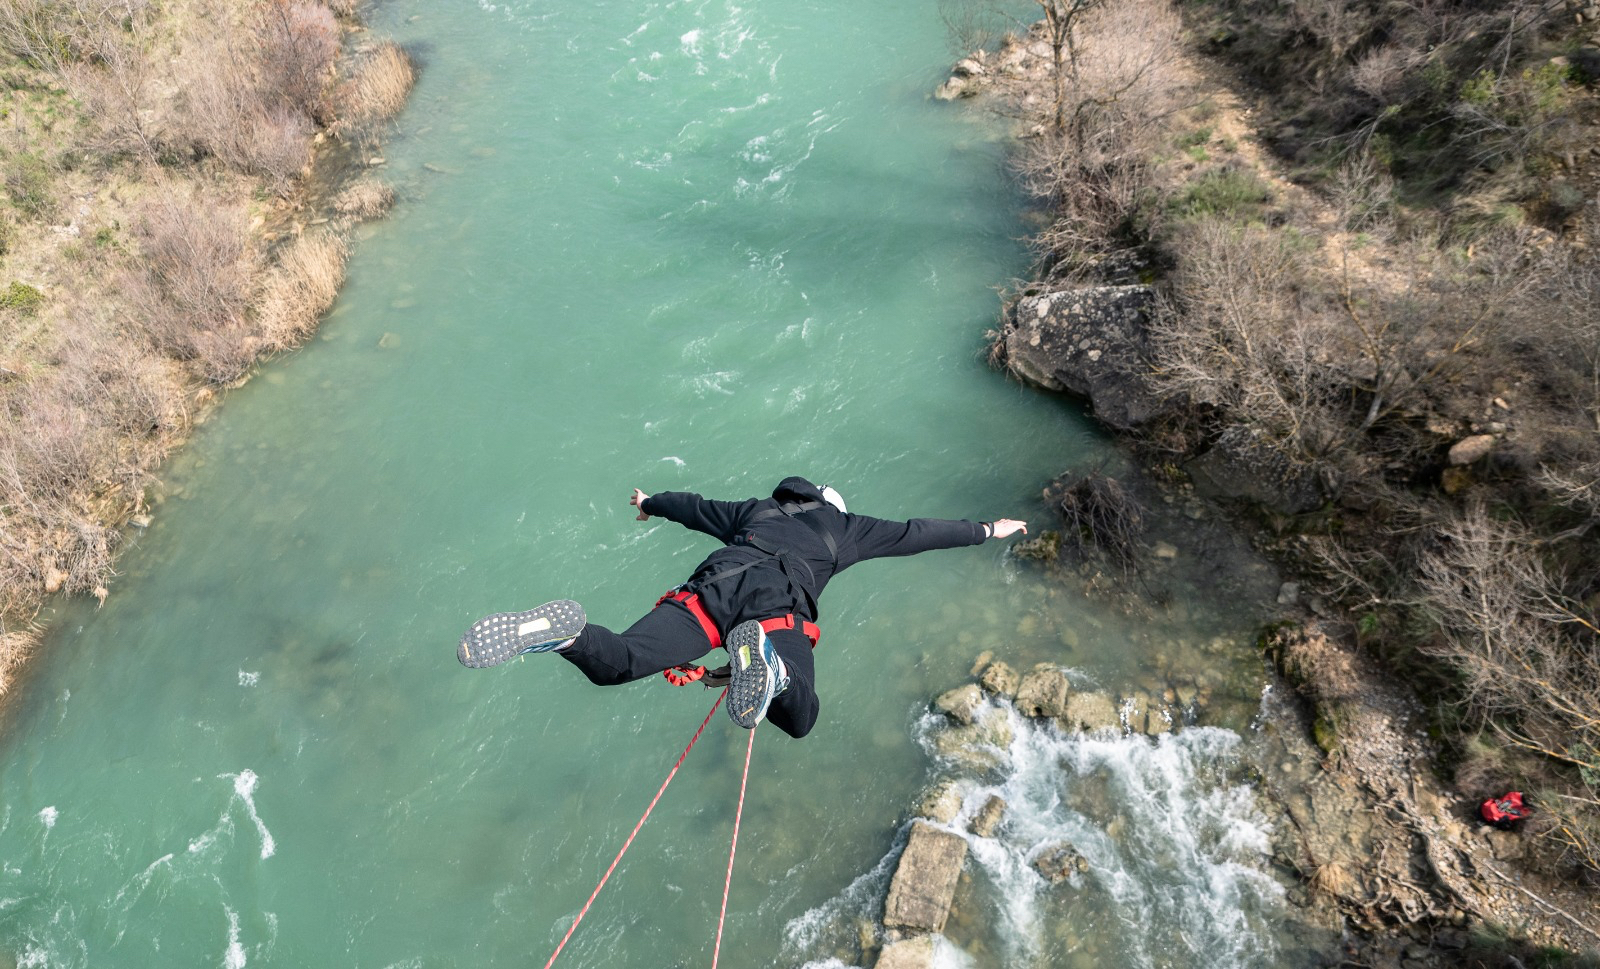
[0,280,44,314]
[1171,167,1274,221]
[4,152,57,222]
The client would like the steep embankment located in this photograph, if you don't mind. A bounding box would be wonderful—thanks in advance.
[0,0,414,697]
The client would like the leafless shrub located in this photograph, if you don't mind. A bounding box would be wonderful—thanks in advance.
[1047,471,1146,574]
[53,323,184,438]
[64,29,161,160]
[1415,504,1600,843]
[255,0,339,122]
[336,40,413,135]
[254,231,347,350]
[1348,44,1427,107]
[332,178,394,220]
[123,183,255,375]
[1330,151,1395,235]
[1011,0,1186,272]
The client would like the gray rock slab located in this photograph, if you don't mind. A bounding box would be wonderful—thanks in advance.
[884,821,968,933]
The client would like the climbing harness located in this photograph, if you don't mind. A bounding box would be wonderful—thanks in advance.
[657,586,820,686]
[542,691,754,969]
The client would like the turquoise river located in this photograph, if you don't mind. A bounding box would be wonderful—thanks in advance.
[0,1,1326,967]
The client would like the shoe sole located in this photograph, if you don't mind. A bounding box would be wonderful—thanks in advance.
[725,620,774,728]
[458,599,586,668]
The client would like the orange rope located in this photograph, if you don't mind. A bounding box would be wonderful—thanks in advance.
[543,693,724,969]
[711,725,756,969]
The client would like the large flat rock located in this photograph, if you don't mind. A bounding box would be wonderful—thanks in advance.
[883,821,968,933]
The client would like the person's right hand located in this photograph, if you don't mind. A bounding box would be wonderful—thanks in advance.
[630,488,651,521]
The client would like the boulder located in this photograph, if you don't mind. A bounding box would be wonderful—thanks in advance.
[931,708,1015,770]
[914,780,964,825]
[1015,666,1073,718]
[1447,434,1495,466]
[1186,425,1323,515]
[979,660,1020,698]
[970,795,1006,838]
[934,77,975,100]
[934,684,983,726]
[875,936,935,969]
[1032,841,1089,884]
[884,821,968,933]
[1060,691,1119,733]
[1002,285,1167,431]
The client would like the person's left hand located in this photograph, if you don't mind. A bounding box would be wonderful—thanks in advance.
[988,519,1028,539]
[630,488,651,521]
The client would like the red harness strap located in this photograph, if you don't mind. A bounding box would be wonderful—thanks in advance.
[656,588,820,685]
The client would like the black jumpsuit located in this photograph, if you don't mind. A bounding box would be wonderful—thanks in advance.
[560,477,988,738]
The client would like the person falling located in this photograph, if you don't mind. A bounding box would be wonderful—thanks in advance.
[458,476,1027,737]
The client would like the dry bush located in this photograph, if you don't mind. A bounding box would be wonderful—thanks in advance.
[0,627,39,694]
[65,29,161,160]
[1011,0,1186,272]
[254,231,346,350]
[337,40,414,134]
[122,182,256,380]
[255,0,339,123]
[1414,502,1600,872]
[332,177,394,220]
[1047,471,1146,574]
[52,322,184,439]
[0,0,147,70]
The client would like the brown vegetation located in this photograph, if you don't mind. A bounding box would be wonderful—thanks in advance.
[0,0,414,692]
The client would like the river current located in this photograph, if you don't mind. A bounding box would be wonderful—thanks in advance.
[0,2,1310,966]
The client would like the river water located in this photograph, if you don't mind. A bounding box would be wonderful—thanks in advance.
[0,2,1315,967]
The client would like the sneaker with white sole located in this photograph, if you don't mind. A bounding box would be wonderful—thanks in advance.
[458,599,586,668]
[725,620,789,728]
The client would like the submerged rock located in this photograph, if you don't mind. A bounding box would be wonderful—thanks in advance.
[1032,841,1089,884]
[875,935,935,969]
[914,780,964,825]
[1186,425,1324,515]
[1015,666,1073,718]
[979,659,1020,698]
[884,821,968,933]
[1060,691,1118,733]
[970,795,1006,838]
[934,684,983,725]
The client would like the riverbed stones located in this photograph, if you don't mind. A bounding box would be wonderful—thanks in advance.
[1015,666,1073,718]
[1061,691,1118,733]
[1032,841,1089,884]
[875,935,935,969]
[931,707,1015,770]
[934,684,983,725]
[884,821,968,933]
[1001,285,1168,432]
[979,659,1020,698]
[970,795,1006,838]
[915,779,964,825]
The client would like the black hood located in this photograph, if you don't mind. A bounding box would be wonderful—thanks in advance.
[771,476,825,505]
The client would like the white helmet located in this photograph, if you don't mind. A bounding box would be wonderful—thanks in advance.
[820,485,847,513]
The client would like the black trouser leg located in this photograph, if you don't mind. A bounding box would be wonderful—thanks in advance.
[763,628,819,739]
[560,599,714,685]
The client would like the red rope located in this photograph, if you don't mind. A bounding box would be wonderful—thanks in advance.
[711,725,756,969]
[543,693,725,969]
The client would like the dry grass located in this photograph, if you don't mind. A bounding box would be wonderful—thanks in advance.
[333,178,396,220]
[0,627,40,696]
[338,40,415,132]
[255,231,347,350]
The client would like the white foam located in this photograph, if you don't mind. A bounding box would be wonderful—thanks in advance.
[223,904,246,969]
[238,670,260,687]
[38,806,56,830]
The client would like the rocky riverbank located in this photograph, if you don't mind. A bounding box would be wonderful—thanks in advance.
[923,3,1600,965]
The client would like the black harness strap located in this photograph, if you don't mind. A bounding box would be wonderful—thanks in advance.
[687,499,842,607]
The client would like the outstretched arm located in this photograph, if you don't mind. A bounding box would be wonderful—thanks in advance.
[984,519,1028,539]
[627,488,756,542]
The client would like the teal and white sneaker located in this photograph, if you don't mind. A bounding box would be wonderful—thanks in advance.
[725,620,789,728]
[458,599,586,668]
